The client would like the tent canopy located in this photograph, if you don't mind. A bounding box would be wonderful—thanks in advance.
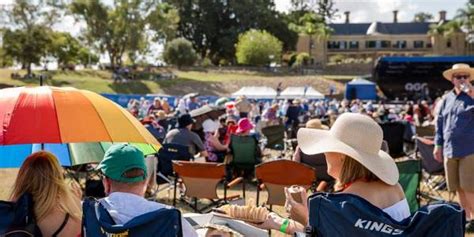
[345,77,377,100]
[279,86,325,99]
[232,86,277,99]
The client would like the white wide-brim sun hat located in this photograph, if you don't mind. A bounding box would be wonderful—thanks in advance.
[442,63,474,81]
[297,113,399,185]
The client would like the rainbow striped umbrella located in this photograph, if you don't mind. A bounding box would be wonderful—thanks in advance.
[0,86,160,145]
[0,142,158,168]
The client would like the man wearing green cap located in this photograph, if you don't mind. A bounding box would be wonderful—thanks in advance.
[96,144,198,237]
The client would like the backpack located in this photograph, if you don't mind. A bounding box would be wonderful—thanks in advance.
[0,193,43,237]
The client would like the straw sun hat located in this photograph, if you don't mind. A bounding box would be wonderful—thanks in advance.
[442,63,474,81]
[297,113,398,185]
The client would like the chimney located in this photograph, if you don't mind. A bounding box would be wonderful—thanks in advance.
[344,11,350,23]
[439,10,447,22]
[393,10,398,23]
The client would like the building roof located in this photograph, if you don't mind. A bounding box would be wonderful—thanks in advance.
[329,22,433,36]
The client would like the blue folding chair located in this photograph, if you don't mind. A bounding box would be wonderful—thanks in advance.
[82,198,183,237]
[306,192,465,237]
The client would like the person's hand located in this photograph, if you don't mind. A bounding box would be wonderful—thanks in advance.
[284,187,309,226]
[247,212,284,231]
[433,146,443,163]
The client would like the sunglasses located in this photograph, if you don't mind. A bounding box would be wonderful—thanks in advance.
[453,75,470,80]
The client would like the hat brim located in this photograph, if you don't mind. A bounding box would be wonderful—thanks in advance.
[297,128,399,185]
[442,68,474,81]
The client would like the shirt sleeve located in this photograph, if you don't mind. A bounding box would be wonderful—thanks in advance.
[434,98,445,146]
[192,133,205,152]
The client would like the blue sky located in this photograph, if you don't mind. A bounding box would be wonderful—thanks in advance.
[275,0,468,23]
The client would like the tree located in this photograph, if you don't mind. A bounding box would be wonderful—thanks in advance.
[0,0,61,74]
[455,1,474,43]
[147,3,180,43]
[77,47,99,68]
[290,12,333,57]
[70,0,178,68]
[413,12,434,22]
[49,32,82,69]
[316,0,338,23]
[235,30,282,66]
[0,47,14,67]
[169,0,297,65]
[162,38,198,68]
[2,27,51,74]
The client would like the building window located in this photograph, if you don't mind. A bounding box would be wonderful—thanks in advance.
[447,40,452,48]
[414,41,424,48]
[328,41,348,49]
[381,40,391,48]
[393,40,407,49]
[366,41,377,48]
[349,41,359,49]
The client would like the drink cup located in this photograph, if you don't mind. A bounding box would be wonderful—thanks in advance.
[288,185,304,204]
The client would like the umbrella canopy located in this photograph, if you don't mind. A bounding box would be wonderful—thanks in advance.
[0,86,159,146]
[0,142,159,168]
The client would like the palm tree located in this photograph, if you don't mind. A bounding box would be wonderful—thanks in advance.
[289,12,333,65]
[455,1,474,52]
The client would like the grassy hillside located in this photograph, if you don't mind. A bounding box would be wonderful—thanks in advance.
[0,68,349,96]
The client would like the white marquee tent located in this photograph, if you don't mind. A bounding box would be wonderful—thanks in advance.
[231,86,277,99]
[279,86,324,99]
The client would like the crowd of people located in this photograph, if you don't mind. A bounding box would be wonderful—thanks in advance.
[3,64,473,236]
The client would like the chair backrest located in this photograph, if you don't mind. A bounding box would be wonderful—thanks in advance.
[172,161,225,199]
[82,198,183,237]
[415,125,435,137]
[256,160,316,206]
[230,135,258,169]
[0,193,42,236]
[415,137,443,175]
[396,159,421,213]
[306,192,465,237]
[261,125,285,149]
[157,143,193,177]
[379,122,406,157]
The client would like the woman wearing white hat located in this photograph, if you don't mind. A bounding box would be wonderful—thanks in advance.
[253,113,409,235]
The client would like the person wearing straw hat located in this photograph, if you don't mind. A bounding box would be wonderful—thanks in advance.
[251,113,409,235]
[435,63,474,232]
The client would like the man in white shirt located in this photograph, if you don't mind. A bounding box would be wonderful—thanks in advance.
[97,144,198,237]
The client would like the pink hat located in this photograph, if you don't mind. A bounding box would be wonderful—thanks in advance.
[236,118,254,134]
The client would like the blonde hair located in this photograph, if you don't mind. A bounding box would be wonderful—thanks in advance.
[339,155,379,185]
[10,151,82,221]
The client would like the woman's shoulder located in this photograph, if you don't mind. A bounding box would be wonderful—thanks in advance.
[345,181,405,209]
[38,208,80,237]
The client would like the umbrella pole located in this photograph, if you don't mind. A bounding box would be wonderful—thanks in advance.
[41,143,44,150]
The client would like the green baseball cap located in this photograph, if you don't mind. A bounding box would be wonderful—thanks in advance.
[97,144,147,183]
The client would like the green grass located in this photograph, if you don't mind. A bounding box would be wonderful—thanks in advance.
[0,68,353,95]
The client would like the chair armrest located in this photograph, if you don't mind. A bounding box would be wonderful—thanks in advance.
[227,177,244,188]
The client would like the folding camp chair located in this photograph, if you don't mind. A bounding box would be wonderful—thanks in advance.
[306,192,465,237]
[261,124,289,158]
[415,137,455,203]
[379,122,408,158]
[396,159,421,213]
[255,160,317,210]
[228,134,261,199]
[172,161,242,213]
[82,197,183,237]
[155,143,193,194]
